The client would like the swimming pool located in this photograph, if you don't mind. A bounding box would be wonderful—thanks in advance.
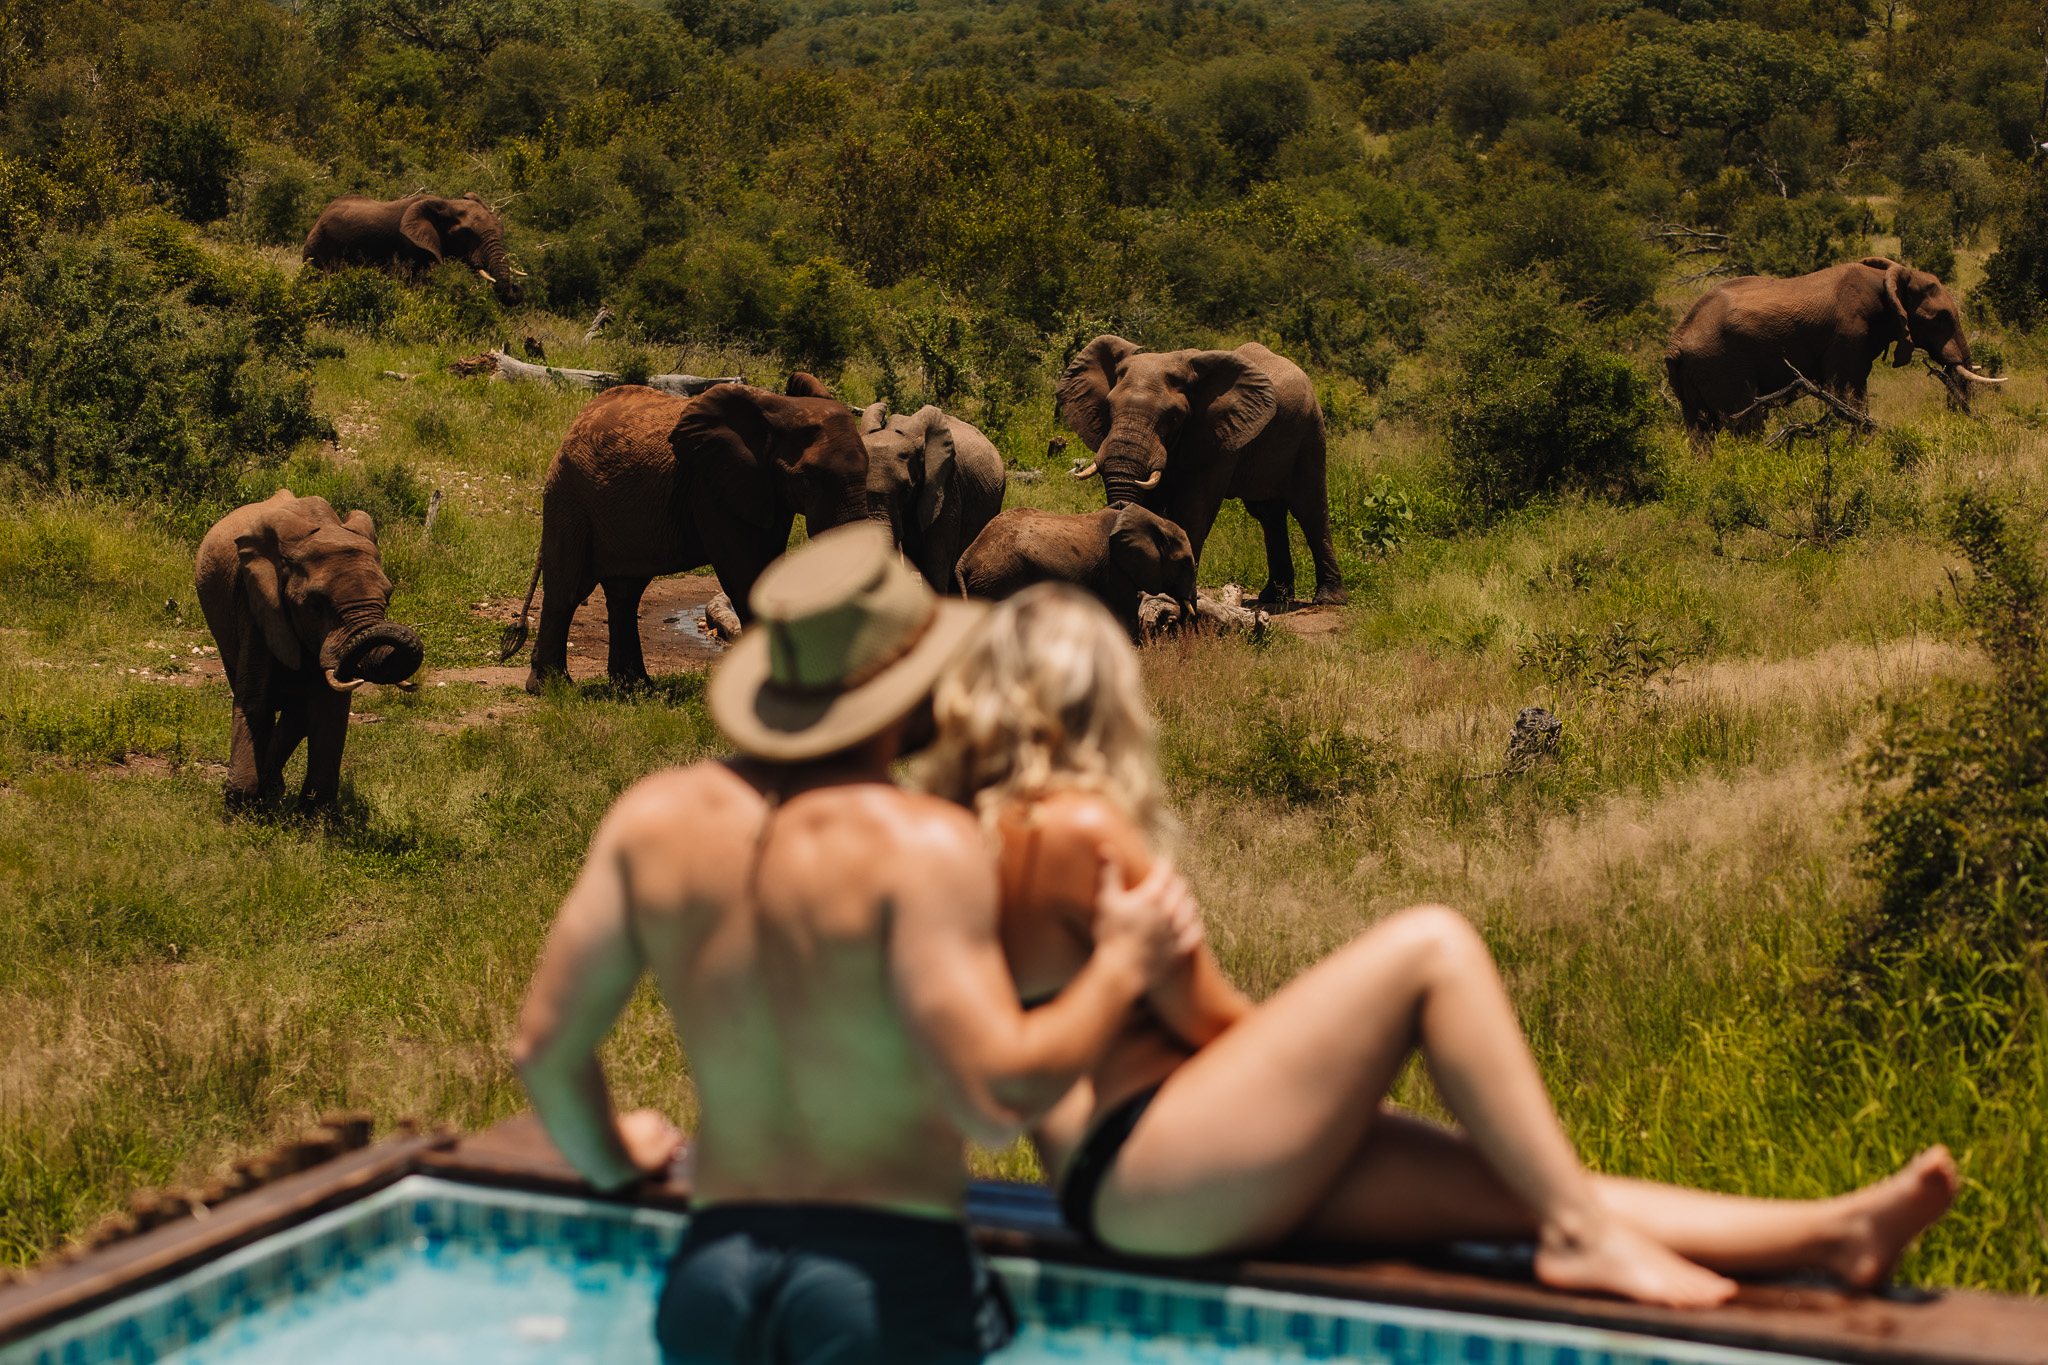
[1,1177,1829,1365]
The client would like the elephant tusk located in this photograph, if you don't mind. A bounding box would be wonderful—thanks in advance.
[1070,461,1098,480]
[325,669,367,693]
[476,269,497,283]
[1134,470,1164,490]
[391,679,421,692]
[510,267,529,276]
[1956,365,2008,385]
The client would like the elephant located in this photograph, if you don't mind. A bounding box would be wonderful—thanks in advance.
[194,491,425,809]
[861,402,1007,594]
[302,194,524,305]
[500,383,875,693]
[1666,257,2006,447]
[1058,336,1344,607]
[954,504,1197,636]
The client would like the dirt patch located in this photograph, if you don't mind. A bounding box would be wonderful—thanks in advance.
[468,572,727,688]
[1272,606,1345,641]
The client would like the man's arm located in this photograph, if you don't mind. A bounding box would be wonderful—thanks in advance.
[886,806,1195,1146]
[511,793,672,1192]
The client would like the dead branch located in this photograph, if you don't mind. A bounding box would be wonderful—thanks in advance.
[583,306,613,342]
[1922,357,1975,414]
[452,347,742,396]
[1728,365,1879,433]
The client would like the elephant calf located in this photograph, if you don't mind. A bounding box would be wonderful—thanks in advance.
[861,402,1006,594]
[955,504,1197,635]
[196,491,424,809]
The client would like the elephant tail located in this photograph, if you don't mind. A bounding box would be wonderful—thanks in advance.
[499,554,543,661]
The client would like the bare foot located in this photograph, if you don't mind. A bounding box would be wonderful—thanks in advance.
[1536,1214,1737,1309]
[1825,1146,1960,1288]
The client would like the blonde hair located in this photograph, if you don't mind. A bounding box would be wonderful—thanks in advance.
[919,583,1173,846]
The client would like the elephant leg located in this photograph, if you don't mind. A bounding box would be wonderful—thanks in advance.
[1290,443,1347,606]
[601,576,653,687]
[264,695,311,797]
[224,698,269,806]
[1247,498,1297,606]
[299,691,352,809]
[702,514,794,627]
[528,572,593,696]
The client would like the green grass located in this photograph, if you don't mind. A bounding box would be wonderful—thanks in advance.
[1,312,2044,1291]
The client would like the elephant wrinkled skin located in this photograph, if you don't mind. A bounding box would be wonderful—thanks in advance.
[1058,336,1343,606]
[955,504,1197,635]
[861,402,1007,594]
[503,383,875,693]
[302,193,524,305]
[195,491,425,809]
[1666,257,2005,446]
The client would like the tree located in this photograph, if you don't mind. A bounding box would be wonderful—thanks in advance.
[1979,170,2048,329]
[664,0,780,54]
[1568,22,1856,167]
[1332,4,1443,69]
[303,0,568,67]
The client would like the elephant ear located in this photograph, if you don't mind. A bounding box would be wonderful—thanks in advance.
[674,384,809,529]
[1057,335,1141,453]
[397,199,451,262]
[1108,505,1161,590]
[1882,262,1916,367]
[342,509,378,545]
[1186,351,1278,453]
[911,407,957,532]
[860,401,890,436]
[233,523,310,671]
[786,371,835,399]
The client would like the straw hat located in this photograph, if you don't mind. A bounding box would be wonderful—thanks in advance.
[708,523,987,761]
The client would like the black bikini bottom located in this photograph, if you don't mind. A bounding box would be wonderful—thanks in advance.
[1056,1083,1162,1247]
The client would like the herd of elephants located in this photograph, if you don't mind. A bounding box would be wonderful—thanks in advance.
[203,193,2011,809]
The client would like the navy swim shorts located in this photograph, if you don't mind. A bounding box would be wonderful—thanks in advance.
[656,1202,1016,1365]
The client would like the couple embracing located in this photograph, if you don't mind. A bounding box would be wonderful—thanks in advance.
[513,524,1957,1365]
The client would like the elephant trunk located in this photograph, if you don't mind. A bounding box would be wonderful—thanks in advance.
[1096,416,1168,508]
[329,619,425,687]
[480,235,523,305]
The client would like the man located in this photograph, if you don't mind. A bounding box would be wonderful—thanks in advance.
[513,522,1199,1365]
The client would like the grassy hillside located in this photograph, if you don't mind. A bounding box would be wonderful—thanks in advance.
[1,0,2046,1296]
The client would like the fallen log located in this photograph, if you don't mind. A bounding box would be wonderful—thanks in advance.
[449,347,742,396]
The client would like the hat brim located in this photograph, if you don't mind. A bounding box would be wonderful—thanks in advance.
[708,598,988,762]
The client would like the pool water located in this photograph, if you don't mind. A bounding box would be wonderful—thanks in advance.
[2,1177,1822,1365]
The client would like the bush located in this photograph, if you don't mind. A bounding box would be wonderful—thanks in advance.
[0,239,327,502]
[1438,48,1535,143]
[1857,492,2048,966]
[1465,184,1664,317]
[1979,171,2048,329]
[1893,201,1957,283]
[1416,278,1660,515]
[1333,5,1443,68]
[777,256,871,379]
[136,104,244,224]
[1726,193,1863,278]
[246,163,318,247]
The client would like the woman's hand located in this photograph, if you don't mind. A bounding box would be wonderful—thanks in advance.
[1092,847,1205,990]
[616,1108,687,1175]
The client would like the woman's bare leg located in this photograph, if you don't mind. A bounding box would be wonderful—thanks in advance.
[1299,1112,1956,1286]
[1094,906,1736,1308]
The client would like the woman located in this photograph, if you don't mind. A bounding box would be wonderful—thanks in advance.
[920,584,1958,1310]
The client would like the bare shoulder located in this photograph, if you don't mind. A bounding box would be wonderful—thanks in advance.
[1029,791,1154,892]
[785,784,986,864]
[603,762,761,845]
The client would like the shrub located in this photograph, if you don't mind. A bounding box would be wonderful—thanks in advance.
[1725,193,1863,278]
[1857,492,2048,965]
[778,257,871,379]
[1224,711,1398,805]
[1416,278,1660,515]
[1438,48,1535,143]
[246,163,318,247]
[1979,171,2048,329]
[1463,183,1664,317]
[1333,5,1443,68]
[1893,200,1958,283]
[136,104,244,224]
[0,239,327,502]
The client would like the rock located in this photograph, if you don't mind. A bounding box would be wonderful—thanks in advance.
[1501,706,1563,774]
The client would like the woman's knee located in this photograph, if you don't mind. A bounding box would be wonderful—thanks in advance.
[1369,904,1490,976]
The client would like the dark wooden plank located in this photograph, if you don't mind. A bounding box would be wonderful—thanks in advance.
[419,1113,694,1213]
[0,1133,452,1348]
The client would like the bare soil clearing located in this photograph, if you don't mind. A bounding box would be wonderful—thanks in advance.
[454,572,727,689]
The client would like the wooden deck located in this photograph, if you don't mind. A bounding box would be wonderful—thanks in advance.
[4,1115,2044,1364]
